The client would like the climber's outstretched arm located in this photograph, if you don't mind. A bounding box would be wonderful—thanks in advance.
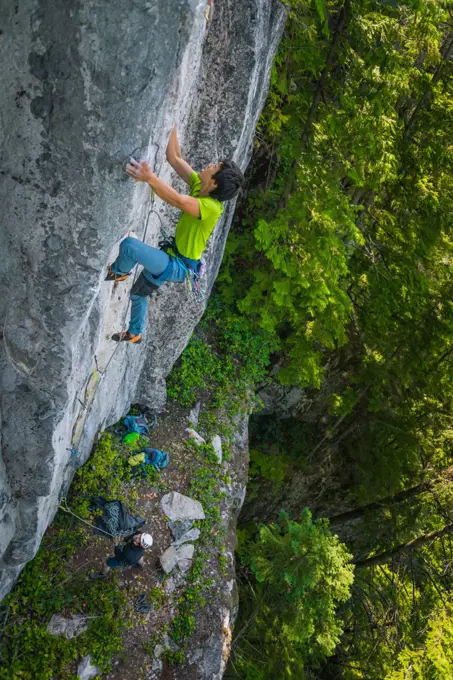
[165,124,194,185]
[126,159,200,218]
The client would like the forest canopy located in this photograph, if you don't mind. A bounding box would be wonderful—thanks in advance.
[215,0,453,677]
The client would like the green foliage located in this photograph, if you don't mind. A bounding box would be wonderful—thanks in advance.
[70,432,144,517]
[0,514,127,679]
[167,338,221,407]
[0,417,160,678]
[167,298,276,411]
[248,448,291,498]
[385,610,453,680]
[221,9,453,677]
[162,648,186,665]
[332,533,453,680]
[231,509,354,679]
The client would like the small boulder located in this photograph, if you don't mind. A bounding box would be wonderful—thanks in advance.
[151,657,163,673]
[164,571,186,593]
[47,614,88,640]
[77,654,100,680]
[168,519,194,541]
[173,527,200,546]
[211,435,222,464]
[160,543,195,574]
[160,545,179,574]
[160,491,205,521]
[162,633,180,652]
[177,543,195,573]
[154,644,165,659]
[185,428,206,445]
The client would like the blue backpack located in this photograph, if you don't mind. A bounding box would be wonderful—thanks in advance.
[144,448,169,471]
[123,415,150,437]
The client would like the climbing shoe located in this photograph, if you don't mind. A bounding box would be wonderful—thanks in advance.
[105,264,130,282]
[112,331,142,344]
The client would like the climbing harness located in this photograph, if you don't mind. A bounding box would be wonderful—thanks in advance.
[159,235,206,300]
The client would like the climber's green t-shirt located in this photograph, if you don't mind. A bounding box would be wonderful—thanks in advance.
[175,171,223,260]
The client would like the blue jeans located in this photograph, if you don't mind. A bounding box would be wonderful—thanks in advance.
[106,546,126,568]
[111,237,195,336]
[106,556,126,568]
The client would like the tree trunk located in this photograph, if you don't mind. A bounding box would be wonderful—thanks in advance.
[327,467,453,526]
[353,521,453,568]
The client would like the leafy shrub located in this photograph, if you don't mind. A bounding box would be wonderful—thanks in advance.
[168,299,275,413]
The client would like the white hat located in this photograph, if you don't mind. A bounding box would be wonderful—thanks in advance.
[140,533,153,549]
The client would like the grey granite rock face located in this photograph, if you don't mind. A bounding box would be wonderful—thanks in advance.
[0,0,286,599]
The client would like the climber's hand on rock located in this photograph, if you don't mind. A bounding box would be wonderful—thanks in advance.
[126,158,154,183]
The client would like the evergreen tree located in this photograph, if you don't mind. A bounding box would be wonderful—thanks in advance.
[230,510,354,679]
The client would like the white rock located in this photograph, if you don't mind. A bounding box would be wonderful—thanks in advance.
[160,545,180,574]
[151,657,163,673]
[162,633,180,652]
[160,491,205,521]
[47,614,88,640]
[185,428,206,445]
[164,570,186,593]
[178,543,195,560]
[177,543,195,572]
[211,435,222,463]
[77,655,100,680]
[154,644,164,659]
[161,542,196,574]
[178,558,193,573]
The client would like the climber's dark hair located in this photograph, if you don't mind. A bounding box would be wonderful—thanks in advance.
[210,160,244,202]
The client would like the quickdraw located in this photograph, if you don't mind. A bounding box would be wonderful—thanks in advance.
[204,0,214,24]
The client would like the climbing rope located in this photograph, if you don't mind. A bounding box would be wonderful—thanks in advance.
[58,497,139,540]
[59,497,117,538]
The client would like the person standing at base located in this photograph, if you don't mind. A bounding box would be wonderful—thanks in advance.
[89,532,153,579]
[106,124,244,344]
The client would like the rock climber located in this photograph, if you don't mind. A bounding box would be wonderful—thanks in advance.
[106,124,245,343]
[89,531,153,579]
